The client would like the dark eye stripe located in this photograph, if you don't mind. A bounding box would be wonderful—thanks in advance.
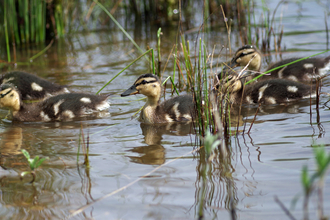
[0,89,13,98]
[236,51,255,60]
[135,79,158,87]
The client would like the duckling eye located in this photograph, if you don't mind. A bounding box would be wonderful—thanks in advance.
[236,53,245,60]
[0,89,12,98]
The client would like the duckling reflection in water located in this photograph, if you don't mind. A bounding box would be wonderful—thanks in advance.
[127,123,194,165]
[1,71,70,100]
[222,45,330,82]
[0,84,110,122]
[121,73,195,123]
[217,70,317,105]
[0,127,23,156]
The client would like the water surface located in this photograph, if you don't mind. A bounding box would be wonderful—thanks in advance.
[0,1,330,219]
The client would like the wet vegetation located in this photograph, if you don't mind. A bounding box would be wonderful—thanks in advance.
[20,149,48,183]
[0,0,330,219]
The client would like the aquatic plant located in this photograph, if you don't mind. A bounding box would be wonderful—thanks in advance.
[301,144,330,220]
[20,149,48,183]
[275,144,330,220]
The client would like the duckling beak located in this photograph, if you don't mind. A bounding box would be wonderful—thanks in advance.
[228,58,239,69]
[121,85,139,97]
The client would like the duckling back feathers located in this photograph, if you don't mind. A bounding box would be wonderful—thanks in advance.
[229,78,316,105]
[226,45,330,82]
[265,56,330,81]
[0,84,110,122]
[0,71,69,100]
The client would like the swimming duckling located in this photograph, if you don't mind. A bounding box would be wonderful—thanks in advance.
[219,71,316,105]
[0,71,69,100]
[0,84,110,122]
[224,45,330,82]
[121,73,195,123]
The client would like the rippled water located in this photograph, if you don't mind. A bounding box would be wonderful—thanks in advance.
[1,1,330,219]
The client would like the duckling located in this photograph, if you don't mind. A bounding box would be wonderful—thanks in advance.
[0,84,110,122]
[121,73,195,123]
[219,71,316,105]
[224,45,330,82]
[0,71,70,100]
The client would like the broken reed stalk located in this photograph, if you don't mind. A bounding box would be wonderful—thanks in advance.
[247,103,261,134]
[274,195,297,220]
[315,77,320,123]
[79,123,90,168]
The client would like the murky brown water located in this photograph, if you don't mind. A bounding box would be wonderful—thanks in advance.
[1,1,330,219]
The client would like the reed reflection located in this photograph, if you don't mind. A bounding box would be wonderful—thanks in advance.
[193,129,264,218]
[127,122,194,165]
[0,125,94,219]
[194,142,238,219]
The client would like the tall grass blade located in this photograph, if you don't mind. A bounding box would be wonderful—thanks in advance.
[96,48,153,94]
[30,0,35,41]
[93,0,149,62]
[8,0,20,45]
[29,39,54,61]
[23,0,30,43]
[4,0,11,62]
[162,76,179,95]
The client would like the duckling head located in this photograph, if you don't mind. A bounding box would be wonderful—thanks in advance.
[121,74,162,105]
[0,84,21,112]
[229,45,262,71]
[221,75,242,94]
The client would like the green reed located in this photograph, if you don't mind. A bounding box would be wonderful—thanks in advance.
[55,4,65,37]
[3,0,46,45]
[96,48,154,95]
[4,1,11,62]
[94,0,147,61]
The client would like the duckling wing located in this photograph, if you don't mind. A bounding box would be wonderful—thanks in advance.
[1,71,69,100]
[159,95,195,122]
[38,93,110,120]
[245,79,315,104]
[266,57,330,81]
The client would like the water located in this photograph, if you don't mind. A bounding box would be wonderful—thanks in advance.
[0,0,330,219]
